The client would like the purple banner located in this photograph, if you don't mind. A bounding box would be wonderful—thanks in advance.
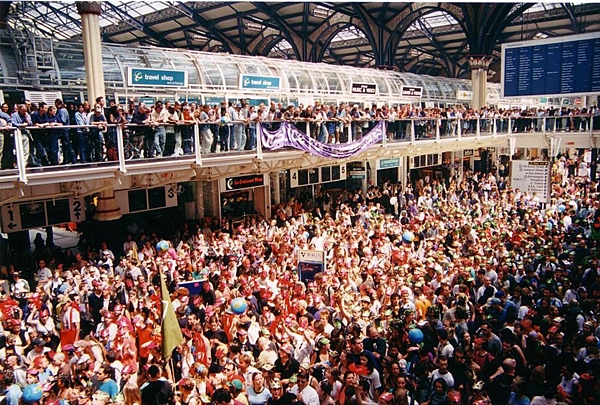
[259,121,384,159]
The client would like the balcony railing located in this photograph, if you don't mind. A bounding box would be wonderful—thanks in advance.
[0,115,597,185]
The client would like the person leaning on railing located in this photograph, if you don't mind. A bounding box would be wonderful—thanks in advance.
[9,104,31,168]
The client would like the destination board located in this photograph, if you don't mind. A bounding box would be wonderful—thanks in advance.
[510,161,550,203]
[502,32,600,97]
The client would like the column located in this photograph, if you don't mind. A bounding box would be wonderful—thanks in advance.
[76,2,105,104]
[469,56,492,110]
[270,172,281,206]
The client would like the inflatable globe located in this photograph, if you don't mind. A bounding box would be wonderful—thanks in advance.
[156,240,169,252]
[408,328,424,344]
[230,298,248,315]
[402,231,415,244]
[22,384,43,403]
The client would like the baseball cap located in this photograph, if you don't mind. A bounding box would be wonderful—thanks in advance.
[279,343,293,355]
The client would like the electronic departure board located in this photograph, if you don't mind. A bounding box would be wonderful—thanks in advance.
[501,32,600,98]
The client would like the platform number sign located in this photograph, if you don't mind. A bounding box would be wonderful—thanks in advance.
[2,205,22,232]
[1,197,86,233]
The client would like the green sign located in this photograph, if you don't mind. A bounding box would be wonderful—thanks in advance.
[539,97,548,104]
[128,67,188,87]
[240,74,281,91]
[378,158,400,169]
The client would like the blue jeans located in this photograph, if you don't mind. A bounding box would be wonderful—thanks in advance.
[228,125,235,150]
[76,130,88,163]
[153,126,166,156]
[47,131,60,166]
[318,124,327,143]
[249,127,256,150]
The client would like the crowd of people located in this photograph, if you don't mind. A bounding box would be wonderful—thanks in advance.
[1,147,600,405]
[1,98,599,169]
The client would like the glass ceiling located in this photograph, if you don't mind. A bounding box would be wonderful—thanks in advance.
[7,1,176,39]
[6,2,582,48]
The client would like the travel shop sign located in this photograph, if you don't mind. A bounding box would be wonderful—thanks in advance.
[239,74,281,91]
[128,67,188,87]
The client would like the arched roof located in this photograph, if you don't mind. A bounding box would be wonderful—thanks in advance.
[4,2,600,81]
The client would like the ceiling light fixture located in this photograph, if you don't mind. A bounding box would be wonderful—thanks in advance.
[245,22,264,31]
[312,6,332,19]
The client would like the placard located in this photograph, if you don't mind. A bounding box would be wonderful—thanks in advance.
[510,160,550,203]
[297,249,325,283]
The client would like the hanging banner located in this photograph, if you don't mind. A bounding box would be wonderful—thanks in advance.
[259,120,384,159]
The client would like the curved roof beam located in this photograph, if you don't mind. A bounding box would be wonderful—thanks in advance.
[173,2,239,54]
[386,3,466,67]
[250,2,305,60]
[104,2,176,48]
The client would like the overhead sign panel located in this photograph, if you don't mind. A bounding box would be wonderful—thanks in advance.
[223,174,266,191]
[351,82,377,95]
[128,67,188,87]
[510,160,550,203]
[400,86,423,98]
[501,32,600,97]
[239,74,281,91]
[1,198,85,233]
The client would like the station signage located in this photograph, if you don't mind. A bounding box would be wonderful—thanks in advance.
[457,90,473,101]
[297,249,326,283]
[239,75,281,91]
[510,161,550,203]
[351,82,377,95]
[400,86,423,98]
[128,67,188,87]
[1,198,85,233]
[224,174,265,191]
[377,158,401,169]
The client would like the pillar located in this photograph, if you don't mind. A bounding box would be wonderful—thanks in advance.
[270,172,281,206]
[94,185,122,221]
[469,56,492,110]
[76,2,105,104]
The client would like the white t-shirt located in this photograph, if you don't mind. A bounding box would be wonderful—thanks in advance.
[290,384,320,405]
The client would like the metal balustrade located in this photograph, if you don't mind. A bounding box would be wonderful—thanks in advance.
[0,115,598,185]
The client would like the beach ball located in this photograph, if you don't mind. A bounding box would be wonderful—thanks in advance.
[22,384,43,403]
[230,298,248,315]
[402,231,415,244]
[408,328,424,344]
[156,240,169,252]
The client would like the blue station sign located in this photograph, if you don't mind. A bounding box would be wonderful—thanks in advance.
[239,74,281,91]
[128,67,188,87]
[378,158,401,169]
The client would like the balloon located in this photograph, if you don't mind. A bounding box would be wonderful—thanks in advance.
[408,328,424,344]
[229,297,248,315]
[402,231,415,244]
[22,384,43,403]
[156,240,169,252]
